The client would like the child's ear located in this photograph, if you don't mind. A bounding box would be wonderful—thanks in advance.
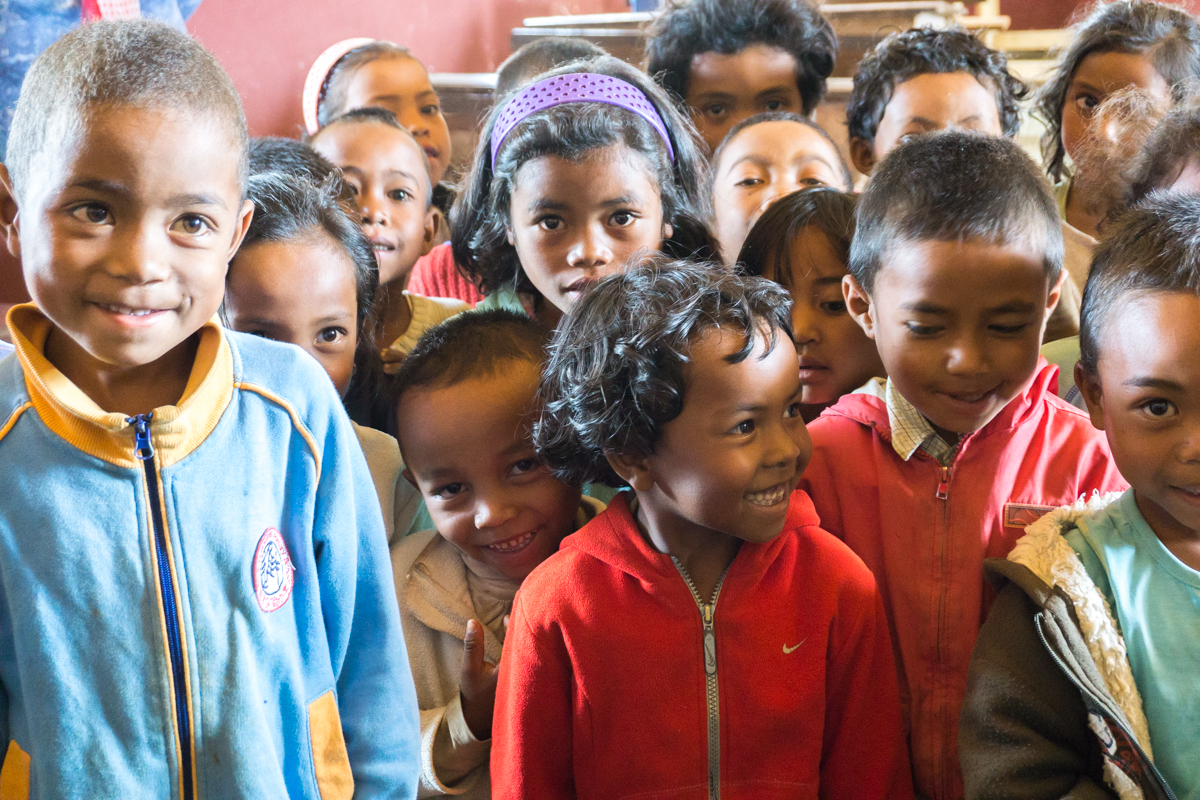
[604,450,655,493]
[0,163,22,259]
[662,221,674,241]
[849,137,876,177]
[401,468,419,489]
[1075,362,1106,431]
[1042,267,1067,326]
[226,199,255,262]
[422,207,441,256]
[843,274,877,339]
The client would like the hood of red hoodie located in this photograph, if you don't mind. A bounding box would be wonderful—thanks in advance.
[559,490,823,589]
[820,358,1060,444]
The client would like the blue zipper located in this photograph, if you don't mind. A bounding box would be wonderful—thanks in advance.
[129,413,195,800]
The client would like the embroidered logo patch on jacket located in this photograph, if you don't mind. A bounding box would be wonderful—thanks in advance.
[254,527,294,612]
[1003,502,1058,529]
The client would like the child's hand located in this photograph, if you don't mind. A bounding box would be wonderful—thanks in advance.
[459,618,500,741]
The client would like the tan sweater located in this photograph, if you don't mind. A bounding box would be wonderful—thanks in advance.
[390,497,605,798]
[352,421,424,545]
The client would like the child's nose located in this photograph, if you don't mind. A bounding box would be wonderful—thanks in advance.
[792,308,821,345]
[359,194,389,226]
[763,421,804,469]
[945,336,989,375]
[566,226,613,270]
[111,223,170,283]
[474,497,518,530]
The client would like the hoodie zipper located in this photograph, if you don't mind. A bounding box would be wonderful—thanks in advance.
[129,413,195,800]
[671,557,729,800]
[1035,617,1176,800]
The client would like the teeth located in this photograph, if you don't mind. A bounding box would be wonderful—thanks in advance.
[372,244,395,251]
[745,484,788,506]
[99,303,158,316]
[484,531,535,553]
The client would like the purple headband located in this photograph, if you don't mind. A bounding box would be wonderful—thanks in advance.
[490,73,676,168]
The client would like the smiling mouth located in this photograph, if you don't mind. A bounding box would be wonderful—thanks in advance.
[941,388,996,406]
[95,303,164,317]
[745,482,789,507]
[483,530,536,554]
[564,279,596,294]
[423,146,440,160]
[370,240,396,254]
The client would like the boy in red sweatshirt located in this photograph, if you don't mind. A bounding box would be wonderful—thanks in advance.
[797,131,1127,800]
[490,259,913,800]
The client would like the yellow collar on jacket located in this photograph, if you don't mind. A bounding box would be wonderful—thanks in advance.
[6,303,234,468]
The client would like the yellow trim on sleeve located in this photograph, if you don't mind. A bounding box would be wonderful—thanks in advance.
[0,402,32,446]
[0,740,29,800]
[307,690,354,800]
[235,382,322,476]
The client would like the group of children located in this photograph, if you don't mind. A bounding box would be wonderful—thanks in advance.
[0,0,1197,798]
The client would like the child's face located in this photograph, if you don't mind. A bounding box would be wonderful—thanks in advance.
[684,43,804,152]
[0,105,251,381]
[712,120,849,263]
[625,328,811,545]
[1079,291,1200,541]
[507,144,670,325]
[851,72,1003,175]
[765,229,885,408]
[224,235,359,396]
[398,358,583,584]
[341,55,452,184]
[1061,51,1170,169]
[845,237,1060,437]
[311,121,436,287]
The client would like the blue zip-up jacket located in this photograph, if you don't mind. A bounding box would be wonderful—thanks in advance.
[0,305,420,799]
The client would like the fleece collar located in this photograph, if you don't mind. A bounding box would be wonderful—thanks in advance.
[7,303,233,469]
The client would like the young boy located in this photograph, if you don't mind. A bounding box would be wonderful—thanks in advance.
[0,21,420,798]
[798,131,1127,800]
[493,260,914,799]
[309,107,468,373]
[845,27,1027,176]
[390,310,605,799]
[645,0,836,152]
[960,193,1200,800]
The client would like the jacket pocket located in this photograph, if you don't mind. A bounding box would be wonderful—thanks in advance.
[308,690,354,800]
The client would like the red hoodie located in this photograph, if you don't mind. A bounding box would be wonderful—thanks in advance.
[491,492,914,800]
[797,363,1127,800]
[407,243,485,307]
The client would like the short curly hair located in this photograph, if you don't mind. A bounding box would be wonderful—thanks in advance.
[1035,0,1200,183]
[846,27,1028,144]
[645,0,835,116]
[738,187,856,283]
[535,256,794,487]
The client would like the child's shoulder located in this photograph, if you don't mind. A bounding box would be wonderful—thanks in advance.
[227,329,346,423]
[785,490,879,595]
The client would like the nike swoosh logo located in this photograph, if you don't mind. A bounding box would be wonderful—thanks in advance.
[783,639,806,654]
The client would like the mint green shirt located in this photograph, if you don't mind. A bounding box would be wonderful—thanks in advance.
[1066,490,1200,799]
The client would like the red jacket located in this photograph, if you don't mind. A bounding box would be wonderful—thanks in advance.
[491,492,914,800]
[407,243,485,306]
[797,363,1127,800]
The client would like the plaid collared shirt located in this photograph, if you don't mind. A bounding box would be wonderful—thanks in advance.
[854,378,960,465]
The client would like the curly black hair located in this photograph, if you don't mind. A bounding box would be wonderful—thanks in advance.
[846,27,1028,144]
[1127,94,1200,205]
[645,0,836,116]
[1035,0,1200,183]
[737,187,855,283]
[535,256,793,487]
[450,55,718,299]
[1080,192,1200,374]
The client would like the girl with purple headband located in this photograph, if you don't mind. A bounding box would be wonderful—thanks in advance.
[451,55,719,328]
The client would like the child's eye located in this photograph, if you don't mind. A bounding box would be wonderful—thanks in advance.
[610,211,637,227]
[989,323,1029,335]
[537,216,563,232]
[315,327,347,346]
[819,300,846,314]
[800,177,827,188]
[735,177,764,188]
[388,189,412,202]
[434,482,465,499]
[1140,398,1178,418]
[783,402,803,419]
[510,457,541,476]
[421,104,440,115]
[704,104,727,118]
[905,322,942,337]
[732,419,756,435]
[71,203,111,225]
[171,214,211,236]
[1074,94,1099,116]
[764,99,787,111]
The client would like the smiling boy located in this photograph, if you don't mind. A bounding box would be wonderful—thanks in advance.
[797,131,1126,800]
[960,193,1200,800]
[645,0,837,152]
[492,260,912,799]
[0,21,419,798]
